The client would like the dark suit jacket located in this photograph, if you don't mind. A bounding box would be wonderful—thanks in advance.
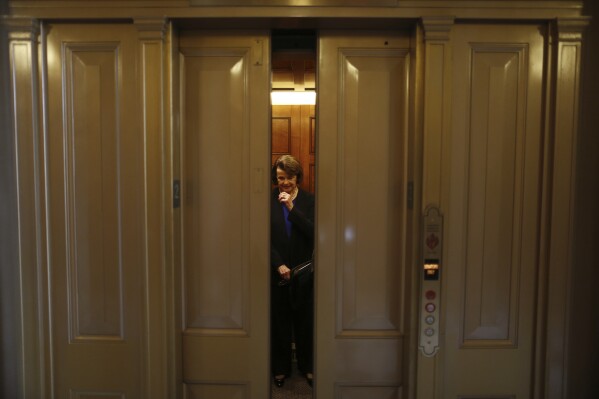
[270,188,315,284]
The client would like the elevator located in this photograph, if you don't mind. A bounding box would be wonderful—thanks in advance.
[270,24,548,398]
[175,26,414,397]
[1,3,591,398]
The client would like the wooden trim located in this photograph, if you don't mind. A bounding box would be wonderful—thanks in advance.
[1,15,45,399]
[542,16,589,399]
[135,16,169,399]
[6,1,585,21]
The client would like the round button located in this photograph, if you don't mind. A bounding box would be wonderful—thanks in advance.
[425,302,436,313]
[425,290,436,300]
[425,315,435,325]
[424,328,435,337]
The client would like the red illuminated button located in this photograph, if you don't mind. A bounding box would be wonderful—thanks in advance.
[425,290,436,300]
[425,303,436,313]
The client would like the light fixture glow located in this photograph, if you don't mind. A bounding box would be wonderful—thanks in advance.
[271,91,316,105]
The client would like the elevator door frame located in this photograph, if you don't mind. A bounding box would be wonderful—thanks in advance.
[170,20,421,399]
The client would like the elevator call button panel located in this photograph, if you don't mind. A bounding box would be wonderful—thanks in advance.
[419,205,443,357]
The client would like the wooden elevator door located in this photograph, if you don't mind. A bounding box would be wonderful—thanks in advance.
[178,30,271,399]
[315,30,412,398]
[432,24,545,398]
[45,24,146,398]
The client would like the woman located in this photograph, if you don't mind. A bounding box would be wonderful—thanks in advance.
[270,155,315,388]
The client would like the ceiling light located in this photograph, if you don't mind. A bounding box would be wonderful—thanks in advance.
[271,91,316,105]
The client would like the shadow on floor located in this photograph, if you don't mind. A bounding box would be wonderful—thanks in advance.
[271,365,312,399]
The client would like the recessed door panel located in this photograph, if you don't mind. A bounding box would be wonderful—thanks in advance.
[441,24,545,398]
[46,24,143,397]
[271,104,316,192]
[178,30,270,398]
[317,31,411,398]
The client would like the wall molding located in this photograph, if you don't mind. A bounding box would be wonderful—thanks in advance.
[5,1,585,20]
[1,14,44,399]
[134,17,167,41]
[421,15,455,41]
[1,16,39,40]
[557,16,591,41]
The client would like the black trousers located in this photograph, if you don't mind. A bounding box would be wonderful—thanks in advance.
[270,283,313,376]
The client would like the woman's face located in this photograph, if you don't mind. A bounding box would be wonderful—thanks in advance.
[276,167,298,194]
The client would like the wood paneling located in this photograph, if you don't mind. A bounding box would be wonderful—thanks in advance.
[272,52,316,91]
[456,396,514,399]
[182,50,249,333]
[305,106,316,191]
[46,24,144,397]
[0,13,587,399]
[271,104,315,193]
[271,115,292,154]
[545,18,588,398]
[3,17,44,399]
[441,24,544,398]
[134,17,170,399]
[337,49,408,335]
[191,0,397,8]
[70,392,125,399]
[65,46,124,340]
[462,47,525,345]
[178,30,270,397]
[317,31,411,398]
[417,17,453,399]
[185,383,247,399]
[336,384,401,399]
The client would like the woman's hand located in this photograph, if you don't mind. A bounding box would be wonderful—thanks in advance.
[278,191,294,211]
[278,265,291,280]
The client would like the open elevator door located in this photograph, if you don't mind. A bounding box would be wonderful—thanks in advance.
[315,30,412,398]
[178,30,271,398]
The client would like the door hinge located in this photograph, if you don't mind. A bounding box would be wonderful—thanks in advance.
[407,181,414,210]
[252,39,263,66]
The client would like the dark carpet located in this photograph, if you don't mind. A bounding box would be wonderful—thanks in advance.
[270,367,312,399]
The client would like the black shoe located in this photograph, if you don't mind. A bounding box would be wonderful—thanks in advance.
[305,373,313,387]
[274,376,285,387]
